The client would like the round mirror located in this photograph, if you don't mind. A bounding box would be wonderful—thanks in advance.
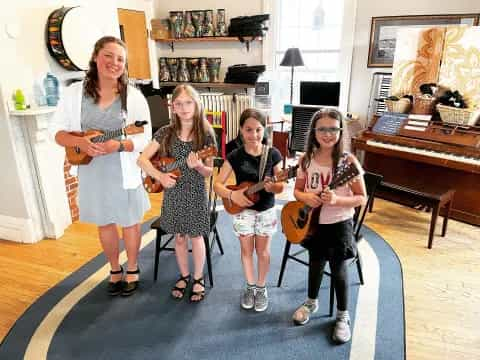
[46,6,103,71]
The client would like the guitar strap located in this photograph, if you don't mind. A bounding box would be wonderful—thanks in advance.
[331,152,349,184]
[258,144,270,181]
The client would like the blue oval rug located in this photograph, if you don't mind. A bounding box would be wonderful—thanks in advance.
[0,205,405,360]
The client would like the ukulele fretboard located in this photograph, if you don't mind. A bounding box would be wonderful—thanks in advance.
[91,129,125,143]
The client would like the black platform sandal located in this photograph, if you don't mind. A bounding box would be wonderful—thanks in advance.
[189,277,205,303]
[121,267,140,297]
[171,274,191,300]
[107,266,124,296]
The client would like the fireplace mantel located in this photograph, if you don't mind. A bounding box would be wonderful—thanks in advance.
[6,107,71,243]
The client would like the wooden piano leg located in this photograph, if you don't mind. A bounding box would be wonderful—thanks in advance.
[428,204,440,249]
[442,199,452,237]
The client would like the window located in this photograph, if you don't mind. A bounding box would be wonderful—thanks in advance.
[275,0,344,71]
[261,0,356,116]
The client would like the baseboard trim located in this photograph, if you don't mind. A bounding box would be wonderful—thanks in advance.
[0,214,37,243]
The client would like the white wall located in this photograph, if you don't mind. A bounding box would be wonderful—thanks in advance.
[348,0,479,123]
[0,0,153,237]
[153,0,264,82]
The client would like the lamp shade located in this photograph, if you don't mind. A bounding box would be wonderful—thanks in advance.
[280,48,304,67]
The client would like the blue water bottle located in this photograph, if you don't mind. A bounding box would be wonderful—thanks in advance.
[44,72,59,106]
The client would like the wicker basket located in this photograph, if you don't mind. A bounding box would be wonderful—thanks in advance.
[437,104,477,126]
[385,98,411,113]
[411,95,436,115]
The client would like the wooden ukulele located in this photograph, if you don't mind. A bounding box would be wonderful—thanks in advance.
[65,121,148,165]
[143,145,217,193]
[222,165,298,215]
[280,162,360,244]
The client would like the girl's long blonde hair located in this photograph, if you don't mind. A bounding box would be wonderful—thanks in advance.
[158,84,215,155]
[301,108,344,171]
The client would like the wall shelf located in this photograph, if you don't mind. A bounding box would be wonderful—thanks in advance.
[9,106,57,116]
[153,36,261,52]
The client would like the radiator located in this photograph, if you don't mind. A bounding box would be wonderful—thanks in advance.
[367,72,392,121]
[167,93,254,142]
[290,105,322,152]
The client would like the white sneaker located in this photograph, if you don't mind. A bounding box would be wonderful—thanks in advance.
[254,286,268,312]
[292,299,319,325]
[332,311,351,343]
[241,285,256,310]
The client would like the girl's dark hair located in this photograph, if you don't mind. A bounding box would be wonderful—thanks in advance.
[158,84,215,155]
[84,36,128,106]
[237,108,268,145]
[301,107,344,171]
[239,108,266,128]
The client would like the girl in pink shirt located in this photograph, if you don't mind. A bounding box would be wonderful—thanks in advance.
[291,108,366,344]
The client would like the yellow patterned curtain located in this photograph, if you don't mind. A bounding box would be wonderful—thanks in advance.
[391,27,445,97]
[439,26,480,109]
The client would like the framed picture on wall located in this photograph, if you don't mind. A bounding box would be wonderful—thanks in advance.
[367,14,479,68]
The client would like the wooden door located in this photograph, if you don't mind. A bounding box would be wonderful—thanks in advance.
[117,9,151,79]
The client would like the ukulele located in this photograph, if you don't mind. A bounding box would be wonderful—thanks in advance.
[143,145,217,193]
[280,162,360,244]
[222,165,298,215]
[65,121,148,165]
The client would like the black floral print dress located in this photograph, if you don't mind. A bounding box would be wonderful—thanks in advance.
[154,128,214,237]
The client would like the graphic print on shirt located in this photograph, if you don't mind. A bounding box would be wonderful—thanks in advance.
[308,169,331,191]
[320,172,331,189]
[310,172,320,189]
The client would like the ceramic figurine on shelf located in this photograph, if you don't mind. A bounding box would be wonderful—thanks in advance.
[183,11,195,38]
[177,58,190,82]
[202,10,215,37]
[215,9,227,36]
[14,89,27,110]
[198,58,209,82]
[207,57,221,82]
[169,11,184,38]
[191,10,204,37]
[166,57,178,82]
[188,58,200,82]
[159,57,170,82]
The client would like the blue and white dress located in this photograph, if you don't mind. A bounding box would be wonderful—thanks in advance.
[78,95,150,227]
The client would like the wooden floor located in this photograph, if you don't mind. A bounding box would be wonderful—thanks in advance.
[1,190,479,359]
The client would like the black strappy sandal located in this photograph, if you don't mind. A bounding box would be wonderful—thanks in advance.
[107,266,124,296]
[189,277,206,303]
[121,267,140,297]
[171,274,191,300]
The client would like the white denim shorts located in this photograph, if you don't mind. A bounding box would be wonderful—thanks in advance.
[232,207,277,237]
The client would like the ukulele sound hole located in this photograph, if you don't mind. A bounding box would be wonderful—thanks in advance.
[74,146,81,154]
[297,208,308,228]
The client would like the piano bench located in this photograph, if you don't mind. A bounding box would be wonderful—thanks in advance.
[371,182,456,249]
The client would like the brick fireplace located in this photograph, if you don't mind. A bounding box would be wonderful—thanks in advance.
[63,160,79,222]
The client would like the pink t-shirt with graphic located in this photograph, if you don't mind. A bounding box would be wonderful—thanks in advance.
[297,156,363,224]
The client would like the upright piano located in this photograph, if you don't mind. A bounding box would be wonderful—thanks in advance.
[352,117,480,226]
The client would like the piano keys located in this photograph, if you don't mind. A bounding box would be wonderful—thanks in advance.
[352,121,480,226]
